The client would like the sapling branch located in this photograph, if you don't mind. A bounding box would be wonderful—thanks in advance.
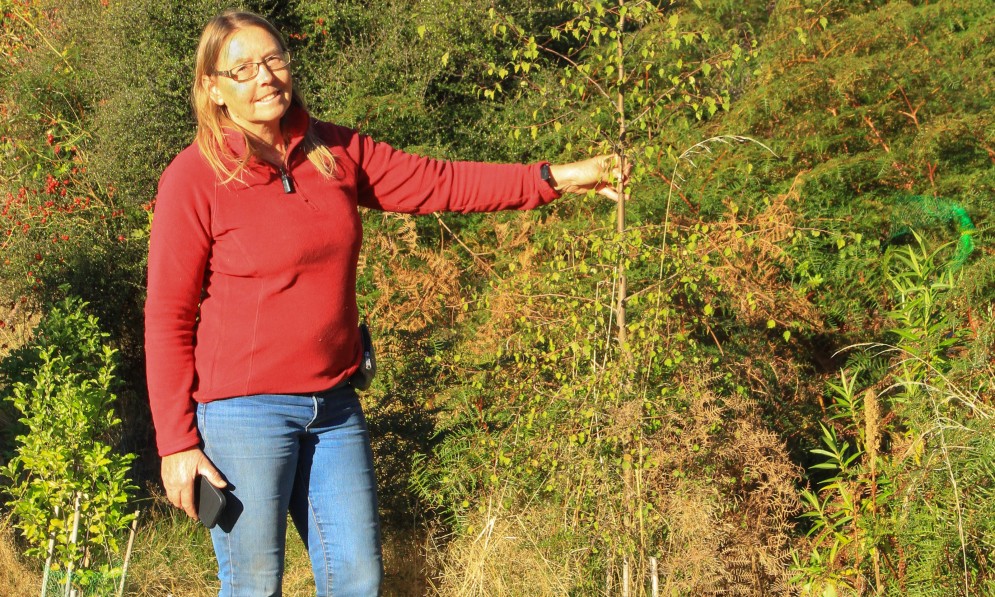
[533,40,614,105]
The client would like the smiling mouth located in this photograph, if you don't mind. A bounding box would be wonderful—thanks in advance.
[257,90,282,103]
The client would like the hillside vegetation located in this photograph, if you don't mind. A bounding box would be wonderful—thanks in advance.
[1,0,993,595]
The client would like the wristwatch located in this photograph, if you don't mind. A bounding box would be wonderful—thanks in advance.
[540,162,556,189]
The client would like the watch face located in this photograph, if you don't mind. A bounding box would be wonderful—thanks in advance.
[541,163,551,181]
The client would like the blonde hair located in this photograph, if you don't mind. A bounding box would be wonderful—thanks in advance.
[191,11,335,182]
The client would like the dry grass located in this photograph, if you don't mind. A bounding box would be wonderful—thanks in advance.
[427,505,576,597]
[0,515,41,596]
[121,506,223,596]
[118,504,317,596]
[382,527,430,597]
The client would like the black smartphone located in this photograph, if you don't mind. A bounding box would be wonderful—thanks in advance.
[351,321,376,391]
[196,475,227,529]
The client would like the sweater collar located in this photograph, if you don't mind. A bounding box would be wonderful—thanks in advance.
[221,103,310,168]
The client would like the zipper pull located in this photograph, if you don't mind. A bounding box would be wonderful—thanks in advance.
[279,167,294,194]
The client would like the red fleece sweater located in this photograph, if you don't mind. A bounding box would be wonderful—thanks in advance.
[145,106,559,456]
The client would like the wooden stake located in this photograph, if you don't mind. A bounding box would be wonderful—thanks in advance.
[40,505,59,597]
[650,557,659,597]
[116,510,140,597]
[622,559,630,597]
[64,494,81,597]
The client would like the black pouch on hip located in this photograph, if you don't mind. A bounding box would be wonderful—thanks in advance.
[350,321,377,391]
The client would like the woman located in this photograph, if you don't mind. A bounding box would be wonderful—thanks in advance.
[145,10,627,596]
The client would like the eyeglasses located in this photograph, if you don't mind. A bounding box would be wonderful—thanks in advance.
[213,51,292,83]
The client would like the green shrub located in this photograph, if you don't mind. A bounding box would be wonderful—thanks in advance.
[792,236,995,596]
[2,296,136,595]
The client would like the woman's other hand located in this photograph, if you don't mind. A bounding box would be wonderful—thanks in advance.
[161,447,226,520]
[549,154,631,201]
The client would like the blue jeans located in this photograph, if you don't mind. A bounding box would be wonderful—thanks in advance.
[197,386,383,596]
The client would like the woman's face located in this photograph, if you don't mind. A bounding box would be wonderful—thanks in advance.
[205,26,292,142]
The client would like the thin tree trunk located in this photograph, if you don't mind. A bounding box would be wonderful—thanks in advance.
[614,0,628,352]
